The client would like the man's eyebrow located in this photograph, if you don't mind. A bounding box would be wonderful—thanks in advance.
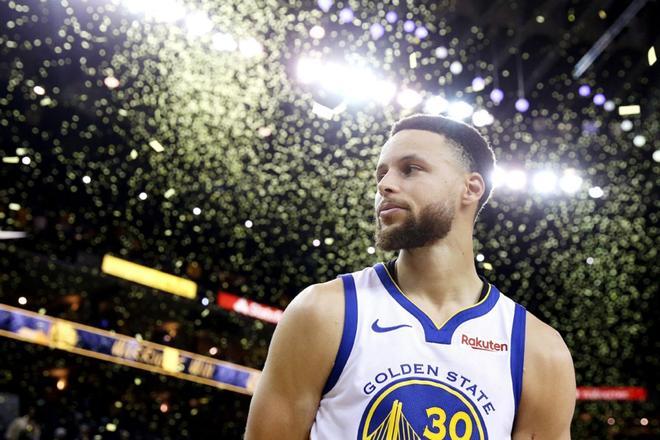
[375,154,430,173]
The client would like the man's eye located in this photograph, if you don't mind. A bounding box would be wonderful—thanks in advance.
[404,165,421,174]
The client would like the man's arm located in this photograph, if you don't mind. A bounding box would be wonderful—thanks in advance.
[245,278,344,440]
[513,311,576,439]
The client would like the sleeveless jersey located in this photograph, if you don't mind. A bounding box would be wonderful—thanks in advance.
[310,262,527,440]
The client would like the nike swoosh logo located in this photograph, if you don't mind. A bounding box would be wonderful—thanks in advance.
[371,319,412,333]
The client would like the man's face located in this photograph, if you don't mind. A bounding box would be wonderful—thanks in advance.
[374,129,467,251]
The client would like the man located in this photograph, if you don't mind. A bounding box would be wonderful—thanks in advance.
[245,114,575,439]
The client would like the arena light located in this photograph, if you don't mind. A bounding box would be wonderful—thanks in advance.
[345,69,395,104]
[212,33,237,52]
[490,88,504,105]
[339,8,354,23]
[239,37,263,57]
[449,61,463,75]
[148,0,186,22]
[435,46,448,59]
[0,231,27,240]
[633,135,646,147]
[101,254,197,299]
[515,97,530,112]
[447,101,473,120]
[185,12,214,38]
[309,25,325,39]
[297,57,396,105]
[578,85,591,97]
[559,169,583,194]
[124,0,186,22]
[618,104,640,116]
[423,96,448,114]
[471,76,485,92]
[491,165,506,188]
[369,23,384,40]
[104,76,120,89]
[296,57,323,84]
[372,80,397,105]
[532,170,558,193]
[472,109,494,127]
[505,170,527,191]
[396,89,422,109]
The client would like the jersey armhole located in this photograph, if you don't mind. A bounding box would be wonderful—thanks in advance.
[510,303,527,417]
[321,274,358,395]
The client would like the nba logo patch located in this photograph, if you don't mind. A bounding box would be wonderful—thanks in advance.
[358,377,487,439]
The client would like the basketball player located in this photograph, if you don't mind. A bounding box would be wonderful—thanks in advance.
[245,114,576,439]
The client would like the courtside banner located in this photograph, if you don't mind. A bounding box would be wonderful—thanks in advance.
[0,303,260,395]
[577,386,648,401]
[217,291,283,324]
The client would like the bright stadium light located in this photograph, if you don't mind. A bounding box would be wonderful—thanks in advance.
[423,95,448,114]
[343,68,386,103]
[435,46,448,59]
[298,57,396,104]
[471,76,486,92]
[372,80,397,104]
[588,186,604,198]
[447,101,473,120]
[491,165,507,188]
[319,62,347,91]
[309,25,325,39]
[397,89,422,109]
[532,170,558,193]
[125,0,184,22]
[450,61,463,75]
[472,109,494,127]
[297,57,324,84]
[239,37,263,57]
[212,33,238,51]
[506,170,527,191]
[185,12,214,37]
[150,0,186,22]
[633,135,646,147]
[559,169,583,194]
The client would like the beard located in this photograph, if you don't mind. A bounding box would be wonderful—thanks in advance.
[374,201,455,251]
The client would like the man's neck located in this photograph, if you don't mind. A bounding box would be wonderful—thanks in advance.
[394,231,483,309]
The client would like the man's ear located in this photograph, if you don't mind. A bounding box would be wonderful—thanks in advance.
[463,172,485,206]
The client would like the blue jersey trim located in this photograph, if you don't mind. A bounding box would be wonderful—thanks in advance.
[322,274,358,395]
[374,263,500,344]
[510,303,527,416]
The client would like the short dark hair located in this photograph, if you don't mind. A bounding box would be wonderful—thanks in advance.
[390,114,496,219]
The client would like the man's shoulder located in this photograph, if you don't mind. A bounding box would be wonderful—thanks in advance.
[282,277,345,331]
[524,310,573,366]
[513,312,576,437]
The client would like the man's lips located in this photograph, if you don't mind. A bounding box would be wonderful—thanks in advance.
[379,207,405,216]
[378,203,407,217]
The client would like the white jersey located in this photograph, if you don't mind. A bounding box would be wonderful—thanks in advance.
[310,262,527,440]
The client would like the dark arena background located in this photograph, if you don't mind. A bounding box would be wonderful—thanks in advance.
[0,0,658,438]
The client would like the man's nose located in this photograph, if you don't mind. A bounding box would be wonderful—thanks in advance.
[376,171,399,196]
